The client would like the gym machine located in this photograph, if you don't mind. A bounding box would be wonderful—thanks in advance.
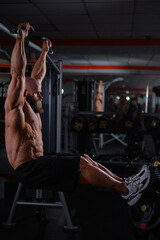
[62,75,160,160]
[0,22,77,231]
[0,81,9,149]
[63,78,127,155]
[0,48,10,150]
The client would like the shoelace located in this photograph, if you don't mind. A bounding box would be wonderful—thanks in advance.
[124,167,147,183]
[124,174,140,183]
[124,166,148,184]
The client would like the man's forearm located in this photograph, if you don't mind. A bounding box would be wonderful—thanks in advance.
[31,51,47,83]
[10,37,26,78]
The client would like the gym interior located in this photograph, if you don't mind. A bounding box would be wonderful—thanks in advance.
[1,1,160,240]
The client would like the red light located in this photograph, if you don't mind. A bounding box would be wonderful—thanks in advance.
[141,223,146,229]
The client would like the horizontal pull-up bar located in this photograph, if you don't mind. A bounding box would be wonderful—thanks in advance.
[0,23,60,74]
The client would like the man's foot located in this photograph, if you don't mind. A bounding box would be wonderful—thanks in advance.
[122,166,150,206]
[124,165,148,183]
[127,193,142,206]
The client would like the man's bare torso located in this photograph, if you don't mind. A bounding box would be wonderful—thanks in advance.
[5,100,43,170]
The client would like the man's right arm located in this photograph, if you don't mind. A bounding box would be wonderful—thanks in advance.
[6,22,30,111]
[30,40,51,83]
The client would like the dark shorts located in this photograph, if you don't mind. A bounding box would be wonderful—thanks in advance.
[15,153,80,191]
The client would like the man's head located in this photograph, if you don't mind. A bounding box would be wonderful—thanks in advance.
[25,77,44,114]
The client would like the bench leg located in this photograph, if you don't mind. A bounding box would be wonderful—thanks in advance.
[58,192,78,231]
[3,182,22,226]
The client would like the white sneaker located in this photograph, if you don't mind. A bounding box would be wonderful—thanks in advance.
[122,167,150,206]
[127,193,142,206]
[124,165,148,183]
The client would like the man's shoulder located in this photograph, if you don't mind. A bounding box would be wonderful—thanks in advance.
[5,102,24,121]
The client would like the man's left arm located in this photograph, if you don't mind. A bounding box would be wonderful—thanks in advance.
[31,40,51,83]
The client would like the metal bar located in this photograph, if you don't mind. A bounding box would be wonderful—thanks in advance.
[103,77,124,91]
[48,67,51,152]
[110,134,127,146]
[0,23,11,36]
[145,82,149,113]
[58,191,78,230]
[103,137,116,145]
[102,85,105,111]
[16,201,62,207]
[0,22,60,74]
[64,106,69,152]
[99,133,104,148]
[92,137,99,156]
[56,60,62,153]
[46,55,60,74]
[5,182,22,225]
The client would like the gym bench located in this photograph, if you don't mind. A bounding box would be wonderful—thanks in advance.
[3,182,78,231]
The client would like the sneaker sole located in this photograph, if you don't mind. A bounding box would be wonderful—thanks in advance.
[128,193,142,206]
[138,170,151,194]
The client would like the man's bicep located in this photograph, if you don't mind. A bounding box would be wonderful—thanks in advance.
[6,80,24,110]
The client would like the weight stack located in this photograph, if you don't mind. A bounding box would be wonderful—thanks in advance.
[75,80,94,153]
[76,80,94,111]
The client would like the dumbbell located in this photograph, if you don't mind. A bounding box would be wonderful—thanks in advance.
[96,116,110,133]
[10,25,35,35]
[41,37,54,54]
[85,117,97,132]
[71,116,84,132]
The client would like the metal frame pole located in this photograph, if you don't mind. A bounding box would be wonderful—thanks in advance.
[48,67,52,152]
[145,82,149,113]
[56,60,62,153]
[58,191,78,230]
[3,182,22,226]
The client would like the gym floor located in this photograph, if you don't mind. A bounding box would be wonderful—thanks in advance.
[0,160,160,239]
